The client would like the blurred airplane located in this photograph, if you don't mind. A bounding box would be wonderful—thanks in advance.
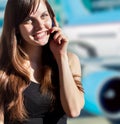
[68,42,120,123]
[61,0,120,57]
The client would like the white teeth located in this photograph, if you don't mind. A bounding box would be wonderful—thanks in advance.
[39,32,45,37]
[35,32,46,39]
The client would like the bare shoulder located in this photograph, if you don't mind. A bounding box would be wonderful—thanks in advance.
[67,52,81,75]
[67,52,80,66]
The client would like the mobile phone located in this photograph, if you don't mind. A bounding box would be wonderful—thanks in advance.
[50,21,56,39]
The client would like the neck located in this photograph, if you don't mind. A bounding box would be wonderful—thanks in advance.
[22,44,42,64]
[22,44,43,83]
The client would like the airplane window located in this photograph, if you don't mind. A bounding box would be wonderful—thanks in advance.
[82,0,120,12]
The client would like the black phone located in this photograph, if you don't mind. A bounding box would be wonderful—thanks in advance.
[50,21,56,39]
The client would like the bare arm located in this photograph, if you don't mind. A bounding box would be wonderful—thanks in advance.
[0,106,4,124]
[57,52,84,117]
[50,17,84,117]
[0,121,4,124]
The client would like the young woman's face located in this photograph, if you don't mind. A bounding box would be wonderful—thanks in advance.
[19,0,52,46]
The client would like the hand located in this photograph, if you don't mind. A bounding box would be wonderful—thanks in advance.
[49,17,69,60]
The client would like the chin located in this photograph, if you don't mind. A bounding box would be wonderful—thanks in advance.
[37,40,49,46]
[34,36,49,46]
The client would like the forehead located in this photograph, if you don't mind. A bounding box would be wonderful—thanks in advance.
[30,0,47,16]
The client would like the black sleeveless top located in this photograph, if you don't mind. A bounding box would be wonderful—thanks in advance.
[5,81,67,124]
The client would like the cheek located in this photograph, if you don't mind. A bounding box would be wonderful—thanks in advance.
[19,25,33,36]
[45,19,52,29]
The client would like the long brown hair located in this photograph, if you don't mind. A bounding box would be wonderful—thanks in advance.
[0,0,58,122]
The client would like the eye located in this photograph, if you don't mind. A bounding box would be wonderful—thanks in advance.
[41,12,49,19]
[23,17,33,24]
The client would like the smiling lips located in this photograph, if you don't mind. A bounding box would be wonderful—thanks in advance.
[33,30,49,40]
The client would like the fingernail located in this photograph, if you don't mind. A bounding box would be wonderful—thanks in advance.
[49,28,53,33]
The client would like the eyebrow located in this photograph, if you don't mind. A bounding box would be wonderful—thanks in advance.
[23,10,49,22]
[30,10,48,17]
[41,11,49,15]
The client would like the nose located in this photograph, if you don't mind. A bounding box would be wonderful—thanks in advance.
[34,18,44,30]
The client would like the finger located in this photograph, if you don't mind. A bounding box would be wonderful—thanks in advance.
[50,26,61,34]
[53,17,59,27]
[53,31,61,40]
[57,36,63,44]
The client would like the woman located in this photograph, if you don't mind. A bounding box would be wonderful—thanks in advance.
[0,0,84,124]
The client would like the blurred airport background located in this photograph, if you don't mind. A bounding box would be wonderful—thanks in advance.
[0,0,120,124]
